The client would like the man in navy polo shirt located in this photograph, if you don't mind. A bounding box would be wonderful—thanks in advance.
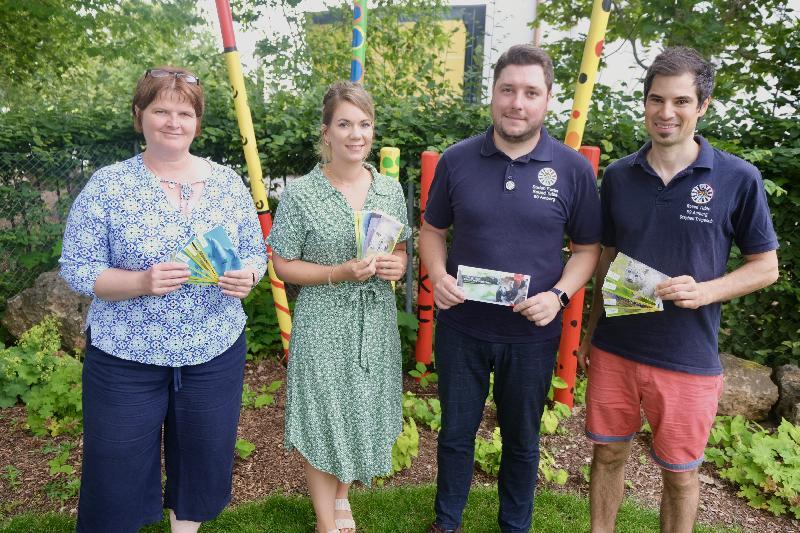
[579,47,779,533]
[419,44,601,533]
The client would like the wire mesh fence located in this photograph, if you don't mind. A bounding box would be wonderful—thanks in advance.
[0,144,134,310]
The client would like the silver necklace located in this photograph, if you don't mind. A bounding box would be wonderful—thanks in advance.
[158,178,205,204]
[142,155,207,212]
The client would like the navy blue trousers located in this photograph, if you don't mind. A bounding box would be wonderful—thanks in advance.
[433,321,558,533]
[76,331,246,533]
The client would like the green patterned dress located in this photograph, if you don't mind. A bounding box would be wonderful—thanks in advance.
[266,163,411,483]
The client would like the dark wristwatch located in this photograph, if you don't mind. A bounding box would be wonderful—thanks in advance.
[549,287,570,309]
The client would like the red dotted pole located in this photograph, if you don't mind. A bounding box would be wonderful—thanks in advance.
[414,151,439,366]
[554,146,600,408]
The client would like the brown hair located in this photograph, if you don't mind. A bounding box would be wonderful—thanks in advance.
[644,47,715,108]
[493,44,554,92]
[131,66,204,137]
[318,81,375,162]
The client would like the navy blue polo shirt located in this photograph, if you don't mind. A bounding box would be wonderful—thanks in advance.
[592,136,778,375]
[424,126,602,343]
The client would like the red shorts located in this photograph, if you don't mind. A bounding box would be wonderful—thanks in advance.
[585,346,723,471]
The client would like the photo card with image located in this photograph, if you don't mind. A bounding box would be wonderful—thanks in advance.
[355,210,404,259]
[172,225,242,285]
[602,252,668,317]
[456,265,531,306]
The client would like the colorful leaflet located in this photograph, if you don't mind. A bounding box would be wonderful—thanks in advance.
[456,265,531,306]
[354,210,404,259]
[602,253,668,317]
[173,226,242,285]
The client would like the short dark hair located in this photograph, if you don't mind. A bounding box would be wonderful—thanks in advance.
[644,47,715,107]
[493,44,554,92]
[132,65,204,137]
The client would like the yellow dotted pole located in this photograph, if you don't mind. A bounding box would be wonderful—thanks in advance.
[563,0,611,150]
[214,0,292,361]
[379,147,400,180]
[380,147,400,290]
[556,0,611,407]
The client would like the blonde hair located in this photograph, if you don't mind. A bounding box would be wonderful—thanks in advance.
[318,81,375,162]
[132,65,204,137]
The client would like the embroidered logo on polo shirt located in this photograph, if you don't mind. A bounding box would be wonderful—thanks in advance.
[681,184,714,225]
[532,167,560,203]
[690,184,714,204]
[538,167,558,187]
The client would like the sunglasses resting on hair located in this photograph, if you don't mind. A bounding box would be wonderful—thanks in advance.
[145,69,200,85]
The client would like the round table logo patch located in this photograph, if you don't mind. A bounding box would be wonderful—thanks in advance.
[538,167,558,187]
[690,183,714,204]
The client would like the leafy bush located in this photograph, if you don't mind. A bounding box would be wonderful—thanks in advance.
[408,361,438,389]
[402,391,441,432]
[0,317,82,436]
[541,401,572,436]
[0,316,63,407]
[474,427,502,476]
[539,448,569,485]
[396,310,419,367]
[241,380,282,409]
[41,442,80,506]
[25,354,83,437]
[389,417,419,475]
[706,415,800,519]
[243,281,287,360]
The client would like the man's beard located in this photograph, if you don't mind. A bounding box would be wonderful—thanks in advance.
[494,121,540,144]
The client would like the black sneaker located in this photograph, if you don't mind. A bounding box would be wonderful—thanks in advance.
[427,523,463,533]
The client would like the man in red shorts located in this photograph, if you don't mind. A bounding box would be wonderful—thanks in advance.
[578,46,779,533]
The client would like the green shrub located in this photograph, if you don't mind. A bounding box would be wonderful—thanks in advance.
[402,391,441,432]
[388,417,420,476]
[0,316,63,407]
[241,380,282,410]
[474,427,502,476]
[396,310,419,367]
[706,415,800,519]
[25,354,83,437]
[243,281,286,360]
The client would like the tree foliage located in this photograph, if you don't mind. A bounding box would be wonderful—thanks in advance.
[0,1,205,100]
[246,0,465,99]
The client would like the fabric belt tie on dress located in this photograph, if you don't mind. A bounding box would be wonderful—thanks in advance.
[173,367,183,392]
[347,283,392,373]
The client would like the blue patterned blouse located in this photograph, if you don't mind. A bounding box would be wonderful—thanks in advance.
[60,154,267,366]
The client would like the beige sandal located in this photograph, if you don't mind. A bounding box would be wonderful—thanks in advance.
[334,498,356,531]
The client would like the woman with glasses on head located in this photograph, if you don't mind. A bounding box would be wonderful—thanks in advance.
[60,66,267,533]
[267,81,410,533]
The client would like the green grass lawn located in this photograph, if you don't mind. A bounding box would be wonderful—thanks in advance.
[0,484,739,532]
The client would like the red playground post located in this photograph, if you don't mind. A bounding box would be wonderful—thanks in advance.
[414,151,439,366]
[554,145,601,407]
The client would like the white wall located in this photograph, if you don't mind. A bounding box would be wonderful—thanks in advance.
[453,0,535,90]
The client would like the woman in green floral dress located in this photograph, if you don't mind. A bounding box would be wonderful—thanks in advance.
[267,81,410,533]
